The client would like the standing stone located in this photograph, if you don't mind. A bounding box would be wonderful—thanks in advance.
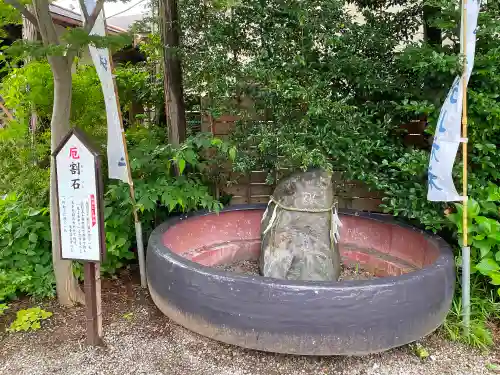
[259,169,341,281]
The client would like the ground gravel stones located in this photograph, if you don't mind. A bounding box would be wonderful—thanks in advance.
[0,276,497,375]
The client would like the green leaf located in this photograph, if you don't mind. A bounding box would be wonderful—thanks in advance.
[211,138,223,146]
[28,233,38,243]
[412,343,429,359]
[168,200,177,212]
[115,237,127,247]
[177,197,184,209]
[487,232,500,242]
[474,216,499,234]
[229,146,237,161]
[476,258,500,275]
[468,199,480,219]
[487,184,500,202]
[446,213,461,229]
[489,272,500,286]
[480,201,498,215]
[178,159,186,175]
[473,239,493,258]
[104,207,114,219]
[487,362,500,372]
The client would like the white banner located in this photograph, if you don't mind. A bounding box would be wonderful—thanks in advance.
[80,0,130,184]
[427,0,480,201]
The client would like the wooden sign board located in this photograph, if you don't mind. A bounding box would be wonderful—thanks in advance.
[53,128,105,346]
[54,128,105,262]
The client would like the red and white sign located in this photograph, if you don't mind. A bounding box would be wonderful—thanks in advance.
[55,132,102,261]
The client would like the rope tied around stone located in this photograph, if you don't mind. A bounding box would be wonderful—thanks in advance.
[262,195,343,243]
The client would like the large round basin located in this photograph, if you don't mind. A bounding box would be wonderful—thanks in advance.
[146,205,455,355]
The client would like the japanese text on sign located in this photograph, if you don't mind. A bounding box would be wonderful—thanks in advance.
[56,133,101,261]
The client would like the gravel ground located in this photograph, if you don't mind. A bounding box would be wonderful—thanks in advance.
[0,276,498,375]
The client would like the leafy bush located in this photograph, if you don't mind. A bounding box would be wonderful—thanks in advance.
[1,60,160,142]
[74,127,233,278]
[114,63,164,118]
[0,124,234,295]
[177,0,500,345]
[103,127,235,271]
[447,185,500,297]
[0,122,50,206]
[1,61,54,123]
[6,307,53,332]
[0,194,54,301]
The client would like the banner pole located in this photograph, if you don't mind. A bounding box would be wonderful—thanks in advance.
[81,1,147,288]
[461,0,470,334]
[102,16,147,288]
[107,55,147,289]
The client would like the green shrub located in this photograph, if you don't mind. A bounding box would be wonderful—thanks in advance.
[102,127,234,274]
[0,121,50,206]
[0,124,234,295]
[178,0,500,346]
[0,194,54,301]
[447,186,500,297]
[6,307,53,332]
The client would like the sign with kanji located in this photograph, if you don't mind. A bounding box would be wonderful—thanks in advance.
[54,129,104,262]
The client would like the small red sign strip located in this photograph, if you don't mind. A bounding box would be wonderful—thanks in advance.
[90,194,97,227]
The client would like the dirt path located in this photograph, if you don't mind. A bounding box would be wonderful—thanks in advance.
[0,277,498,375]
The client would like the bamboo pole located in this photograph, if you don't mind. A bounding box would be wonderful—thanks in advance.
[461,0,470,334]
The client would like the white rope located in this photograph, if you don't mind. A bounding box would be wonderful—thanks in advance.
[262,203,278,236]
[262,196,343,242]
[261,200,271,223]
[330,208,343,243]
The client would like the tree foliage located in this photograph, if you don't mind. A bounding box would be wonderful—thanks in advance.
[0,59,234,300]
[177,0,500,299]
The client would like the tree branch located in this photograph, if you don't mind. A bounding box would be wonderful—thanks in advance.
[33,0,60,46]
[78,0,90,24]
[4,0,39,29]
[83,0,105,34]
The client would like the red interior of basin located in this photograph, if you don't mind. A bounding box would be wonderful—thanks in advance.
[162,209,440,277]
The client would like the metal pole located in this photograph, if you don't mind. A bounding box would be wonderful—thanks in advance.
[461,0,470,335]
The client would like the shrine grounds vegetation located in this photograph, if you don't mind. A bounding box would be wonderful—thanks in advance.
[0,0,499,346]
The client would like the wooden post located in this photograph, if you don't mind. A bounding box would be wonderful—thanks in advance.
[84,262,102,345]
